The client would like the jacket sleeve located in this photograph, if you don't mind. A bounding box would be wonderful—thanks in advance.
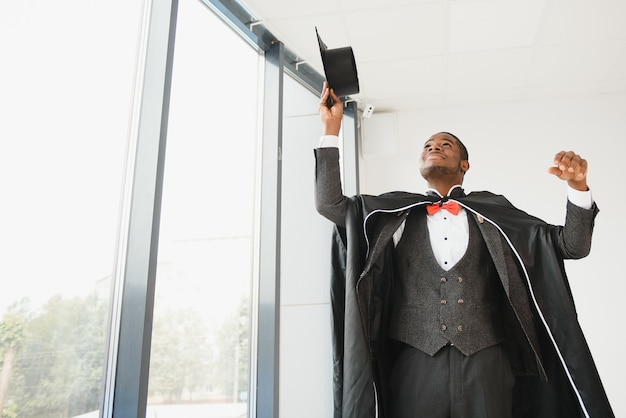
[555,201,599,259]
[314,147,349,227]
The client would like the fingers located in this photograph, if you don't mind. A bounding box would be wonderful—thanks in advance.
[319,81,330,111]
[319,81,343,136]
[319,81,343,110]
[319,81,333,110]
[552,151,587,180]
[328,84,341,104]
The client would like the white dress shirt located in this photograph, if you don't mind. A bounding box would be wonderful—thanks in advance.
[318,135,593,271]
[394,186,469,271]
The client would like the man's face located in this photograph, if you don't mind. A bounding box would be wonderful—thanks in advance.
[419,133,469,180]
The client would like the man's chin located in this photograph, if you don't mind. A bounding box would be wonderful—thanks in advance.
[420,165,456,179]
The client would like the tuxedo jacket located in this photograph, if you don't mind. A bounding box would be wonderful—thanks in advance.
[314,147,613,418]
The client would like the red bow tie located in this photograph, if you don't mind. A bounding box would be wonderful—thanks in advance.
[426,201,461,216]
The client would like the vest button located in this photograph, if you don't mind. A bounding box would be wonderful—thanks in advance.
[440,277,447,283]
[440,324,447,331]
[440,299,447,305]
[457,299,464,304]
[457,277,463,283]
[457,325,464,332]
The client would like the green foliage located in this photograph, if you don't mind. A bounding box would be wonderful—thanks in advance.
[0,300,29,353]
[149,306,213,401]
[0,294,107,418]
[212,297,249,402]
[0,292,251,417]
[148,296,250,403]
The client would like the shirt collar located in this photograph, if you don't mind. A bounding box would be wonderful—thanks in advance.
[426,184,464,198]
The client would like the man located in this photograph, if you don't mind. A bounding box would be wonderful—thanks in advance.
[315,82,613,418]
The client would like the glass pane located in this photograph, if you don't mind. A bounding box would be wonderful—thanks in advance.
[147,0,261,417]
[279,75,336,417]
[0,1,142,417]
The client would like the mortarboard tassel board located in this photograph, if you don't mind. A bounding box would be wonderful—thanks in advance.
[316,27,360,107]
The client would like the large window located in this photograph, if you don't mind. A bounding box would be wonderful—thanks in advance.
[1,0,342,416]
[146,0,261,416]
[0,1,142,417]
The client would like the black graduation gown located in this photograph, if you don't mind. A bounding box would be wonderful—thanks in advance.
[329,191,613,418]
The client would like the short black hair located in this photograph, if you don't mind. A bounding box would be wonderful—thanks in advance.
[439,131,469,161]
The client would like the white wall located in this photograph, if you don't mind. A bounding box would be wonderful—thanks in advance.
[359,93,626,417]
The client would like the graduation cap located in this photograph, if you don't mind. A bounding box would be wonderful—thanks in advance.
[316,27,360,101]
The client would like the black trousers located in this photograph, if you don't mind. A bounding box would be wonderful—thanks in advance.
[389,343,514,418]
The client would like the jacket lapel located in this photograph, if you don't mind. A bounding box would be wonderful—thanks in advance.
[473,212,547,380]
[473,214,511,295]
[361,209,410,277]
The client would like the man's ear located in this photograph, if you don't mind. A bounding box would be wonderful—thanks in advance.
[461,160,470,173]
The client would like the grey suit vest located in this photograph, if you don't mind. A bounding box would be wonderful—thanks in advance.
[388,208,505,356]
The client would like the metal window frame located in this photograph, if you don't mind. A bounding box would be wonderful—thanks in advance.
[255,40,284,418]
[101,0,178,416]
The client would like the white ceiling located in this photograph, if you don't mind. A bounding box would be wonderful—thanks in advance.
[238,0,626,113]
